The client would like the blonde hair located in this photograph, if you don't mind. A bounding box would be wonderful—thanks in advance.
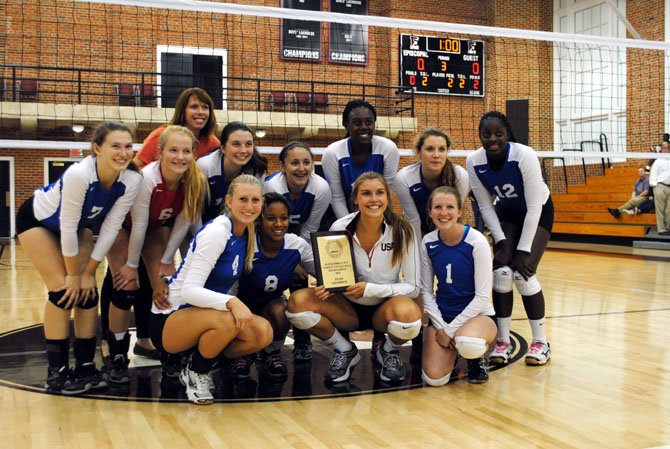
[226,174,263,273]
[159,125,208,222]
[351,172,415,267]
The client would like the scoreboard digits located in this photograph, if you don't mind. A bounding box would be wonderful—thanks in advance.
[400,34,484,97]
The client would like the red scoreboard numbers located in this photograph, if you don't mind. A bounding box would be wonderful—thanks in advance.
[400,34,484,97]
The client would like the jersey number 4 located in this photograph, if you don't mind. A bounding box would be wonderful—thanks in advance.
[493,184,518,199]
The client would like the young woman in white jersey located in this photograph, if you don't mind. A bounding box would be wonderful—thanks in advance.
[396,128,469,239]
[263,141,331,362]
[287,172,422,384]
[104,126,208,384]
[466,111,554,366]
[230,193,315,380]
[420,187,497,386]
[16,122,142,394]
[150,175,272,405]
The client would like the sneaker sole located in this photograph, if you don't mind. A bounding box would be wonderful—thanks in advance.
[108,376,130,384]
[488,355,510,366]
[468,377,489,384]
[524,356,550,366]
[326,351,361,383]
[61,383,92,395]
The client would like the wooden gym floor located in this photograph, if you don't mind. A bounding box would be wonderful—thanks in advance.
[0,240,669,449]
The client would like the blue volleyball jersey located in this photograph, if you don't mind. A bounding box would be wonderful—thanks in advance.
[236,233,314,307]
[196,150,229,221]
[470,146,527,212]
[263,171,332,241]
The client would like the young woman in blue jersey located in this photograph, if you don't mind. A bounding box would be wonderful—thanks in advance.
[16,122,142,394]
[322,100,400,219]
[396,128,469,239]
[230,193,316,380]
[287,172,422,385]
[466,111,553,366]
[197,121,268,223]
[263,141,331,362]
[150,175,272,405]
[420,187,497,386]
[104,126,208,385]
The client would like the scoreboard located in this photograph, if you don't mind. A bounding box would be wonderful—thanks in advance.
[400,34,484,97]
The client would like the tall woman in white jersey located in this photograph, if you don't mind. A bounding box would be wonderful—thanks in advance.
[321,100,400,219]
[104,126,208,385]
[466,111,554,367]
[16,122,142,395]
[396,128,469,239]
[287,172,422,385]
[420,187,497,387]
[150,175,271,405]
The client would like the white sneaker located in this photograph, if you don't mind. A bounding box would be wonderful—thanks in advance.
[623,209,634,216]
[179,366,214,405]
[489,340,513,366]
[525,341,551,366]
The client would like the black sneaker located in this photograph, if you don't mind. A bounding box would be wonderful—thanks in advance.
[375,344,405,383]
[162,353,185,379]
[467,358,489,384]
[607,208,621,219]
[108,354,130,384]
[261,350,288,379]
[325,344,361,383]
[371,335,384,359]
[62,363,108,395]
[45,366,70,392]
[229,354,256,380]
[292,341,313,362]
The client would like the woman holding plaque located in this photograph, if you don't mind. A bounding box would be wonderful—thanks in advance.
[263,141,331,362]
[287,172,422,384]
[322,100,400,219]
[395,127,469,239]
[420,186,497,386]
[150,175,272,405]
[229,193,316,380]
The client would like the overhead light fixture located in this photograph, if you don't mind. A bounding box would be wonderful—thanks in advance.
[255,129,266,138]
[72,124,85,133]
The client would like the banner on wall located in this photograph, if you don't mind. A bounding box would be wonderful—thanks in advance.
[329,0,368,65]
[281,0,322,61]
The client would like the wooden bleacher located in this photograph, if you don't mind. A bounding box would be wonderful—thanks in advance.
[553,167,656,238]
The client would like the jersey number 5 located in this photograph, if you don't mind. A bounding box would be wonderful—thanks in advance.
[493,184,518,199]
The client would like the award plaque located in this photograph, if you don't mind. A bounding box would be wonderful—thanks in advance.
[311,231,358,292]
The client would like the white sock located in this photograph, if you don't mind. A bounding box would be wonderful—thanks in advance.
[114,332,127,341]
[529,318,547,343]
[496,317,511,343]
[324,329,353,353]
[383,335,401,353]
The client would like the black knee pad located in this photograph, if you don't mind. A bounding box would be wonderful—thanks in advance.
[48,290,70,310]
[77,288,99,309]
[111,289,139,311]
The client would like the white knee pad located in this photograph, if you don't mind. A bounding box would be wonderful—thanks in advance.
[285,310,321,330]
[422,370,451,387]
[493,266,513,293]
[454,336,487,359]
[387,319,422,341]
[513,272,542,296]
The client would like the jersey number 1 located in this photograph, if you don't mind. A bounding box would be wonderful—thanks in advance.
[445,263,453,284]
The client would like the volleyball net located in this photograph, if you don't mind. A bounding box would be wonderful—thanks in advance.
[1,0,670,157]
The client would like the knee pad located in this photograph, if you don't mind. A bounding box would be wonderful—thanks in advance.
[513,273,542,296]
[454,336,487,359]
[285,310,321,330]
[111,289,139,311]
[387,319,422,341]
[48,290,69,310]
[422,370,451,387]
[77,288,99,309]
[493,267,513,293]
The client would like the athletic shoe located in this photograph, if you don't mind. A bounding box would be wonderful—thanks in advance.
[292,341,313,362]
[489,340,513,366]
[467,358,489,384]
[162,353,185,379]
[525,341,551,365]
[45,366,70,392]
[228,354,256,380]
[325,345,361,383]
[623,209,635,216]
[179,366,214,405]
[371,335,384,359]
[607,208,621,219]
[261,350,288,379]
[375,344,405,383]
[62,363,108,395]
[108,354,130,384]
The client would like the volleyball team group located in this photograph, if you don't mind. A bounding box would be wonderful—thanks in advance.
[16,87,553,405]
